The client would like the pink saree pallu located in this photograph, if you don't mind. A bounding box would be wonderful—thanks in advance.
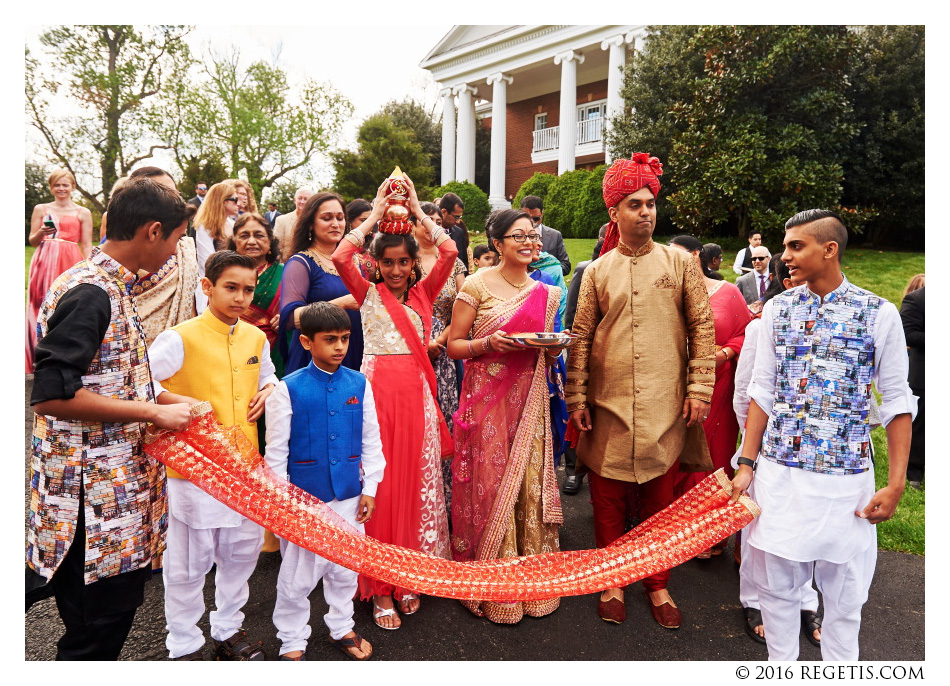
[145,401,760,602]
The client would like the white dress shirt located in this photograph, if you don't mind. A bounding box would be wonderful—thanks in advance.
[745,283,917,563]
[264,363,386,499]
[733,247,749,275]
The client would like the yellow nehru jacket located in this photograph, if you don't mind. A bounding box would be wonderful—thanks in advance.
[161,308,266,478]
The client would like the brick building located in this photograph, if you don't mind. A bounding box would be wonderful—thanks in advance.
[420,25,644,209]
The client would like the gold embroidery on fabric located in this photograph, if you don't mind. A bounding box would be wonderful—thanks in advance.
[653,274,677,289]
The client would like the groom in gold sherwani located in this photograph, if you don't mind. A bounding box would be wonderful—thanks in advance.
[566,153,716,629]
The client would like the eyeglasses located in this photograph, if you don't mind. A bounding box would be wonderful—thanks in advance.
[197,186,207,191]
[225,197,239,203]
[530,216,542,224]
[503,233,542,243]
[751,256,768,262]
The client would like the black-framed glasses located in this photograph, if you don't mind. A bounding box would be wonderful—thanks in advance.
[225,197,239,203]
[751,256,768,262]
[503,233,542,243]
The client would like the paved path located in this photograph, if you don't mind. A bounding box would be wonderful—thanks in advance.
[24,377,924,661]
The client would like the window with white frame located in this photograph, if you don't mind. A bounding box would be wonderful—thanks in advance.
[577,100,607,143]
[534,112,548,131]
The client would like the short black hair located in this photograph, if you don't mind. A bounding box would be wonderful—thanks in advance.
[130,166,174,182]
[520,195,543,211]
[785,209,848,260]
[473,244,492,260]
[204,250,257,285]
[299,302,351,338]
[106,177,195,241]
[670,235,704,253]
[748,230,763,240]
[440,192,464,213]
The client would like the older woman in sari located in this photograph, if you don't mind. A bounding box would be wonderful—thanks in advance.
[228,212,285,378]
[446,209,566,625]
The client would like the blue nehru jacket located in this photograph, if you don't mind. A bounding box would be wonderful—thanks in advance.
[283,362,366,502]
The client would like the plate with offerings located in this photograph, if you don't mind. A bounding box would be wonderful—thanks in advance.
[500,332,578,349]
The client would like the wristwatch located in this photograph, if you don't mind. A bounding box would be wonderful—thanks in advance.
[737,456,757,471]
[736,457,755,472]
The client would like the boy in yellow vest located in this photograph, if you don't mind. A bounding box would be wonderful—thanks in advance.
[149,250,277,660]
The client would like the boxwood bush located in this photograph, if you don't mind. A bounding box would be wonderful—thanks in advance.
[514,166,609,239]
[433,180,490,234]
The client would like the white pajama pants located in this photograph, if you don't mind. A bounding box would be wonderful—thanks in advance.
[751,544,877,661]
[273,495,362,655]
[739,530,819,611]
[163,512,264,658]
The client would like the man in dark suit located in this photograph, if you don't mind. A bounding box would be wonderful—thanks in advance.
[440,193,470,275]
[264,202,281,229]
[520,195,571,275]
[900,284,925,488]
[187,182,207,208]
[734,246,771,304]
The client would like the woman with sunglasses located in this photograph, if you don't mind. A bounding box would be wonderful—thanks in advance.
[445,209,567,624]
[193,181,240,281]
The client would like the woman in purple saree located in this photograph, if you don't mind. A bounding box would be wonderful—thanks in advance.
[446,209,566,624]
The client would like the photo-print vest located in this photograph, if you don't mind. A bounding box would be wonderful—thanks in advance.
[762,279,882,475]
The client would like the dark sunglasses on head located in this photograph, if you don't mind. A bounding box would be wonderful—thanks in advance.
[751,256,768,261]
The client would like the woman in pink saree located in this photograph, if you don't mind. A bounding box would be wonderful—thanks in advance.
[446,209,566,624]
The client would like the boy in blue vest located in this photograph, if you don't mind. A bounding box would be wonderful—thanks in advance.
[731,209,915,660]
[265,302,384,660]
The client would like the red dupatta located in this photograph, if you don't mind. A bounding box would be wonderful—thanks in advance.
[376,283,454,458]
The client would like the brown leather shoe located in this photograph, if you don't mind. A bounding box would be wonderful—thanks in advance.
[598,596,626,624]
[646,592,681,629]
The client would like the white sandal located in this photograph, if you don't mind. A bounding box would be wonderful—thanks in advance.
[397,593,420,616]
[372,599,401,630]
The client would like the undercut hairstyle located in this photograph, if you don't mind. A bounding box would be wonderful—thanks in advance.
[291,192,346,256]
[762,254,792,304]
[204,250,257,285]
[440,192,464,213]
[520,195,544,211]
[299,302,352,338]
[419,201,439,217]
[369,233,423,286]
[130,166,173,182]
[785,209,848,260]
[485,209,531,255]
[227,213,280,264]
[105,177,195,241]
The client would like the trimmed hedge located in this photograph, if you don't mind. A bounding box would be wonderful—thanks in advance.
[514,167,609,239]
[434,180,490,234]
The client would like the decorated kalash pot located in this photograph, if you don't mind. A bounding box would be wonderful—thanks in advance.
[378,166,413,235]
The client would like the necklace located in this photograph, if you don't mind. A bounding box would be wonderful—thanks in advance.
[304,247,338,274]
[500,269,529,290]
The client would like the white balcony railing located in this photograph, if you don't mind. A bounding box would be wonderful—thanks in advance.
[531,119,605,154]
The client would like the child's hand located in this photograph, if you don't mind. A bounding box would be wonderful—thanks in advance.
[247,384,275,422]
[356,495,376,524]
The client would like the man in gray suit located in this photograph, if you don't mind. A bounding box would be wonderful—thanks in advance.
[735,245,772,304]
[520,195,571,275]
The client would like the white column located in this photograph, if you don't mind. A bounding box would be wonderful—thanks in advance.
[601,35,629,165]
[440,88,456,186]
[554,50,584,175]
[454,84,477,184]
[486,72,513,210]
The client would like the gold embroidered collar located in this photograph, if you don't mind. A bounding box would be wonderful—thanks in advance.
[617,239,654,258]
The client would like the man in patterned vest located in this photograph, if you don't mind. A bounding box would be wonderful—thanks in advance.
[731,209,916,661]
[29,177,195,660]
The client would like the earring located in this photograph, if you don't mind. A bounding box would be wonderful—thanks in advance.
[409,270,417,285]
[375,266,381,280]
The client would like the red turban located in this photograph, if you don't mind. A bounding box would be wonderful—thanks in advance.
[599,152,663,256]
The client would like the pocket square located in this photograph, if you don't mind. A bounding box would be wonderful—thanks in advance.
[653,274,676,289]
[346,396,360,405]
[246,355,260,365]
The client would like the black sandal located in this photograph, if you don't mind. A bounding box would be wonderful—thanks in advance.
[801,610,822,647]
[213,629,267,661]
[330,632,373,660]
[743,607,767,645]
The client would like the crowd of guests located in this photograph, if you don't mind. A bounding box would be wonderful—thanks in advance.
[26,156,922,662]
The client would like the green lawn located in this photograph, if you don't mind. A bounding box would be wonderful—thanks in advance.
[25,238,925,554]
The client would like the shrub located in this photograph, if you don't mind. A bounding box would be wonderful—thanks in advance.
[541,167,610,239]
[512,172,558,209]
[434,180,490,234]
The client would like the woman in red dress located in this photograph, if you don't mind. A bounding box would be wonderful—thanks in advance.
[670,236,750,557]
[26,169,93,372]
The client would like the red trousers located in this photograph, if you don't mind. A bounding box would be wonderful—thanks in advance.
[587,463,678,592]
